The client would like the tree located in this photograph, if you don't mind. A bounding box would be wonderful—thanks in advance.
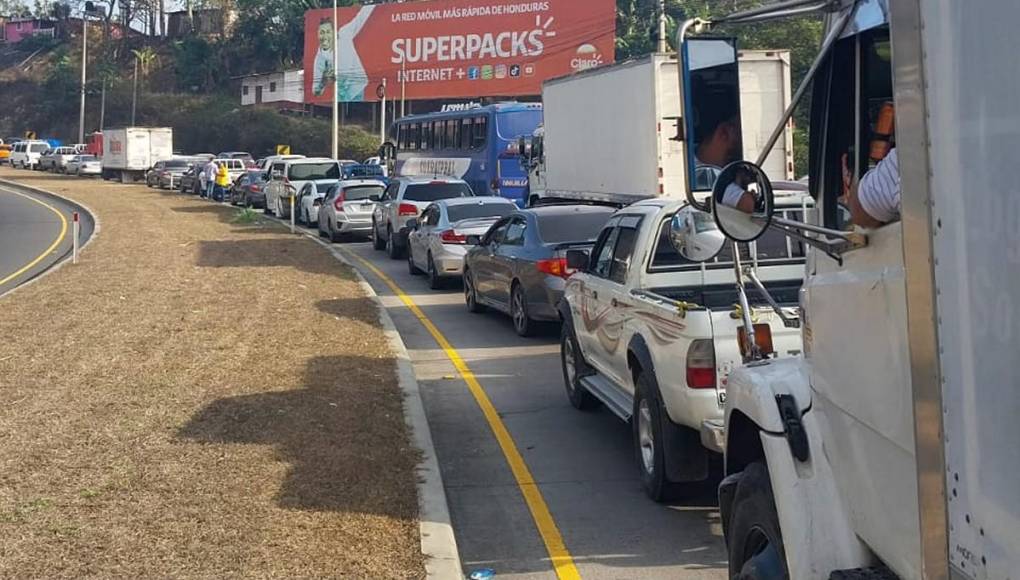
[131,47,159,124]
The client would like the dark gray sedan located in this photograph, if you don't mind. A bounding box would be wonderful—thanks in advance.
[463,204,617,336]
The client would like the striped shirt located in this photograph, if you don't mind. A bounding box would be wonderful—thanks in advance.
[857,148,901,223]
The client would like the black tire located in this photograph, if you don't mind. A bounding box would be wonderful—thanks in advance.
[328,220,341,243]
[386,226,403,259]
[633,372,684,502]
[561,321,598,410]
[408,248,423,275]
[726,462,788,580]
[371,221,386,250]
[510,282,536,337]
[427,253,443,289]
[464,269,485,313]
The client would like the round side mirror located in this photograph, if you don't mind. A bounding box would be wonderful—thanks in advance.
[669,205,726,263]
[711,161,775,243]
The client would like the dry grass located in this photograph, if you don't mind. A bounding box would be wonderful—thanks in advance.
[0,168,424,578]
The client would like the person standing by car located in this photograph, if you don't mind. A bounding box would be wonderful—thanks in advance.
[214,162,230,202]
[202,159,218,199]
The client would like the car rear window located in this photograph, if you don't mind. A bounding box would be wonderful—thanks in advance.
[30,144,48,153]
[536,209,616,244]
[448,203,514,222]
[403,183,472,202]
[78,155,96,161]
[650,209,807,270]
[288,162,340,180]
[342,184,385,201]
[166,159,189,168]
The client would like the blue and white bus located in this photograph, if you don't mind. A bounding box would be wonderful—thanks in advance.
[390,102,543,206]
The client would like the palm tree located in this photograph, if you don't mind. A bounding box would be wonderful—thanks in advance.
[131,47,159,125]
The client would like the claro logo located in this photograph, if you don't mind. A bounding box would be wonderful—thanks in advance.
[571,43,603,71]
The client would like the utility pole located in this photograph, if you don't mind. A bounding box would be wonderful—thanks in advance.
[379,78,387,144]
[99,78,106,131]
[330,0,339,159]
[78,13,88,144]
[131,57,138,125]
[657,0,668,53]
[400,58,406,119]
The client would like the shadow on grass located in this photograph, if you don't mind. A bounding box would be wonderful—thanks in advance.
[194,238,359,278]
[176,355,419,519]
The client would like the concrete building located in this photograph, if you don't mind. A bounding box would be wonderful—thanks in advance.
[240,70,305,113]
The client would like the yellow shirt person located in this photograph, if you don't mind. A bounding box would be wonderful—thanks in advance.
[215,163,230,188]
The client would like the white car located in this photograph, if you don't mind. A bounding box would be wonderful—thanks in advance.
[264,158,342,219]
[317,179,386,242]
[407,196,516,288]
[371,176,475,259]
[9,140,50,169]
[67,154,102,176]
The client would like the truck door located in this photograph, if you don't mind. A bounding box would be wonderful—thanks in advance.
[801,27,921,576]
[597,215,643,390]
[576,218,628,383]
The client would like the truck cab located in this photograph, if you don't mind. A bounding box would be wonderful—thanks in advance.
[672,1,1020,578]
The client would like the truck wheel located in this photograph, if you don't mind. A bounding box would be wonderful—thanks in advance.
[464,269,485,313]
[561,321,597,410]
[727,462,788,580]
[634,372,684,502]
[371,221,386,250]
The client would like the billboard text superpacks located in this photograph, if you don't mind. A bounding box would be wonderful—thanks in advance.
[303,0,616,103]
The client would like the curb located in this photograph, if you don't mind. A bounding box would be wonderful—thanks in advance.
[0,178,101,301]
[258,213,464,579]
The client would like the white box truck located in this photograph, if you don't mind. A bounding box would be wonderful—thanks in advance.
[524,51,793,206]
[102,127,173,183]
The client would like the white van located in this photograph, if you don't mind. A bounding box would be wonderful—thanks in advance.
[10,140,50,169]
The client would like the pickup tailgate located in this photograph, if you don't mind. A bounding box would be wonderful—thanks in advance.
[710,307,803,403]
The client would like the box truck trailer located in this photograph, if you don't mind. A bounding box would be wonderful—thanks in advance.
[101,127,173,183]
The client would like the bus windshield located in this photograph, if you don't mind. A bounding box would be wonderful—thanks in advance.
[496,110,543,141]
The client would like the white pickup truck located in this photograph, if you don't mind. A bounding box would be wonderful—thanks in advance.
[558,196,806,501]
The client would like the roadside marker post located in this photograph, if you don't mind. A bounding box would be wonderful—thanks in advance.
[72,211,80,264]
[290,195,295,234]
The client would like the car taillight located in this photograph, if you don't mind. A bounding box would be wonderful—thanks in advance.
[250,184,260,192]
[686,339,716,389]
[440,230,467,244]
[536,258,570,278]
[398,202,418,216]
[334,196,345,212]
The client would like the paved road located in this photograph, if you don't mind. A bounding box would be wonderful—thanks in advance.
[337,238,729,579]
[0,181,92,296]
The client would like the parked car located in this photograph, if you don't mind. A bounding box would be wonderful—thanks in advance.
[152,158,193,189]
[256,154,305,171]
[38,146,79,172]
[317,179,387,242]
[362,156,389,177]
[66,154,102,176]
[213,158,247,183]
[216,151,255,166]
[229,170,265,206]
[264,158,342,219]
[9,140,50,169]
[0,143,11,164]
[463,204,617,336]
[178,163,204,194]
[557,197,806,501]
[407,197,517,289]
[371,177,475,259]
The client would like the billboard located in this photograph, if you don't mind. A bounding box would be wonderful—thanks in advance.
[303,0,616,103]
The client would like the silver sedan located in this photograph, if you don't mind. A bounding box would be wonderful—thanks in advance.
[407,196,516,289]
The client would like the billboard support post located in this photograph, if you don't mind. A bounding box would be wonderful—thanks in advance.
[380,78,387,144]
[330,0,339,160]
[400,59,406,119]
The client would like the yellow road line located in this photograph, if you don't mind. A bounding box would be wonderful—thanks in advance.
[0,187,69,288]
[342,249,581,580]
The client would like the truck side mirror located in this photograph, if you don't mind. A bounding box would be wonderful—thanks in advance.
[679,36,743,210]
[710,161,775,243]
[565,249,589,271]
[466,234,482,246]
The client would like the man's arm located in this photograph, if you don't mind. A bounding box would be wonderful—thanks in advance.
[843,149,900,228]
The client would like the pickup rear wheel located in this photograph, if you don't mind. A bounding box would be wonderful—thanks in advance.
[634,372,683,502]
[561,322,597,410]
[726,462,788,580]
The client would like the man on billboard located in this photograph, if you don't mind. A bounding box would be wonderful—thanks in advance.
[312,16,335,97]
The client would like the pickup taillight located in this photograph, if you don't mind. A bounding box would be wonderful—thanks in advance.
[686,339,716,389]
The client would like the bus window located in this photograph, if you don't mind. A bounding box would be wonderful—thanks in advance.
[398,124,407,150]
[421,123,431,151]
[472,116,488,149]
[446,120,458,149]
[410,123,420,150]
[460,118,473,150]
[436,121,446,149]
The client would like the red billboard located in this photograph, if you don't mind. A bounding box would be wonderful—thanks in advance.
[303,0,616,103]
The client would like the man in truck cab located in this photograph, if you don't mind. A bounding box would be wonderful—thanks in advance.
[843,147,900,228]
[693,89,743,189]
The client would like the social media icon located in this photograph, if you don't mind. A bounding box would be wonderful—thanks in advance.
[467,66,480,80]
[523,64,536,77]
[509,64,521,77]
[495,64,507,79]
[481,65,494,80]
